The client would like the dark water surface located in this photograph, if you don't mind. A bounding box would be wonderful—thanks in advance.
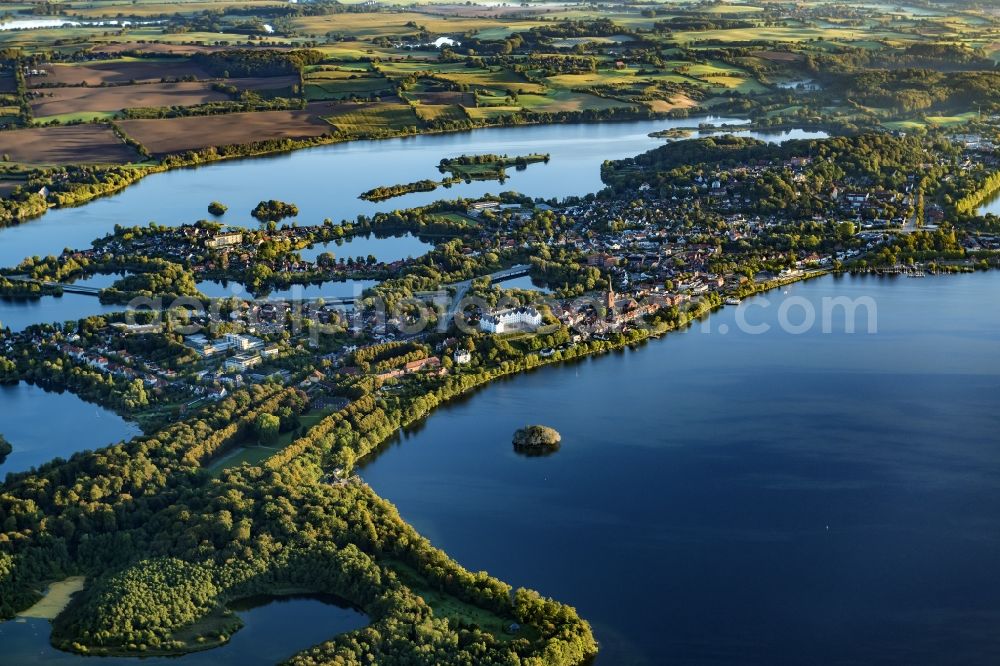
[359,273,1000,665]
[0,383,141,476]
[0,594,367,665]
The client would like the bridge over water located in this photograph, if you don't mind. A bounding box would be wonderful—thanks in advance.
[4,264,534,308]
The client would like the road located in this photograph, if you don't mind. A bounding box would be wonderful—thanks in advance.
[442,264,532,320]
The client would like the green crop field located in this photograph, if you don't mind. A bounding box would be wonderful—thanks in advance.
[413,103,468,123]
[516,90,636,113]
[321,101,422,133]
[464,105,522,120]
[434,68,547,94]
[305,71,394,101]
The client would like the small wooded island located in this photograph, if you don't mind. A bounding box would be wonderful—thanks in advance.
[360,153,550,201]
[513,425,561,452]
[649,128,694,139]
[0,434,11,465]
[438,153,550,180]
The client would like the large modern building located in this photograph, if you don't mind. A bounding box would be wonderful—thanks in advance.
[479,306,542,334]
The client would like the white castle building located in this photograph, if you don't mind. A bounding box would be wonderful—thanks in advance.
[479,306,542,334]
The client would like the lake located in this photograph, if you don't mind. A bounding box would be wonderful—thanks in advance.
[197,278,379,300]
[495,274,551,292]
[978,191,1000,217]
[0,383,141,476]
[296,232,433,264]
[359,272,1000,665]
[0,293,124,333]
[0,119,827,267]
[0,594,367,665]
[0,273,139,332]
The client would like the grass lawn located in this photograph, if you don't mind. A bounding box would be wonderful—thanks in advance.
[883,119,929,131]
[206,410,332,475]
[430,212,478,226]
[385,560,531,642]
[18,577,87,619]
[884,112,979,131]
[924,111,979,126]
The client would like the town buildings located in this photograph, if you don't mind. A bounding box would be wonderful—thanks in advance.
[480,306,542,334]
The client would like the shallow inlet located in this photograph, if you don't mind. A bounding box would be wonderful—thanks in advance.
[0,383,140,476]
[0,594,368,665]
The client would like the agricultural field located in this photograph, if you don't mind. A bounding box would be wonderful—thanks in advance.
[64,0,287,18]
[516,91,637,113]
[28,59,212,86]
[673,26,918,45]
[28,81,229,119]
[304,68,393,101]
[431,68,547,95]
[319,98,421,133]
[0,71,16,93]
[0,125,140,165]
[230,74,301,93]
[464,105,521,121]
[91,42,229,56]
[118,105,331,154]
[412,103,467,123]
[0,0,995,167]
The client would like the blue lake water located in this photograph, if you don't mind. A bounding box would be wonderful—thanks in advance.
[0,293,124,333]
[197,278,378,300]
[979,191,1000,217]
[0,273,136,332]
[495,274,550,292]
[0,383,140,476]
[296,232,433,264]
[0,594,367,665]
[359,272,1000,665]
[0,119,828,267]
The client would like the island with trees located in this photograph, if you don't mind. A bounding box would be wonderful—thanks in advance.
[513,425,562,453]
[439,154,551,181]
[0,434,11,465]
[359,153,550,202]
[360,179,442,202]
[251,200,299,223]
[648,128,695,139]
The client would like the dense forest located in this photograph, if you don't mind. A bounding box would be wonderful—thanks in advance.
[192,49,324,78]
[0,375,597,664]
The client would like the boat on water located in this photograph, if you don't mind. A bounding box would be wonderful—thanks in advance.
[725,297,741,305]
